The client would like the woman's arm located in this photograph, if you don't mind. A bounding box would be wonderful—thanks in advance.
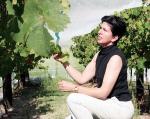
[59,55,122,100]
[64,52,98,84]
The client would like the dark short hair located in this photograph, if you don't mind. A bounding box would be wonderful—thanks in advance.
[101,15,126,44]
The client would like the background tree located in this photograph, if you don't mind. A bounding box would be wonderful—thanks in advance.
[71,28,99,66]
[117,6,150,113]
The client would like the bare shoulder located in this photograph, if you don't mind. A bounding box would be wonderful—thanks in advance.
[92,52,99,62]
[108,55,122,65]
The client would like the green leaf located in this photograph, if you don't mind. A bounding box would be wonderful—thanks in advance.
[122,12,129,19]
[13,0,42,43]
[20,48,29,57]
[37,0,70,32]
[13,0,70,58]
[27,25,53,57]
[6,0,14,15]
[132,9,140,16]
[145,22,150,29]
[136,57,146,71]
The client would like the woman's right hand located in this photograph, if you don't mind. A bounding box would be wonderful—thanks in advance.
[53,53,63,63]
[53,53,70,68]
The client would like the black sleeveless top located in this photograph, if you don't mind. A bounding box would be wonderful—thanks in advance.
[95,45,131,101]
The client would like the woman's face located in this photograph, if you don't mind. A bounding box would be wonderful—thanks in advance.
[97,22,115,47]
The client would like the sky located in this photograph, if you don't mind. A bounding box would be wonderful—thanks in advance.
[57,0,142,46]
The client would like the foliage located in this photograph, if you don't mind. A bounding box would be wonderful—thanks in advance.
[11,0,70,57]
[0,0,70,77]
[71,28,99,66]
[117,6,150,72]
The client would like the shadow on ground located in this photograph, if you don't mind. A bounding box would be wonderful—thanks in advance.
[2,85,64,119]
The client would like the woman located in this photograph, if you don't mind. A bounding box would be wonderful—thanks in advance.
[54,15,134,119]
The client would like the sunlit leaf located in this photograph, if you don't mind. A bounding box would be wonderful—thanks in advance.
[27,25,53,57]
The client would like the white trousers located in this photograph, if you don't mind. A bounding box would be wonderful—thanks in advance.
[65,93,134,119]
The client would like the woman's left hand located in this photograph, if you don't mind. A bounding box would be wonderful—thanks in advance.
[58,80,76,92]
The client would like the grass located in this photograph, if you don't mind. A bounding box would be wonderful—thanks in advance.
[36,77,70,119]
